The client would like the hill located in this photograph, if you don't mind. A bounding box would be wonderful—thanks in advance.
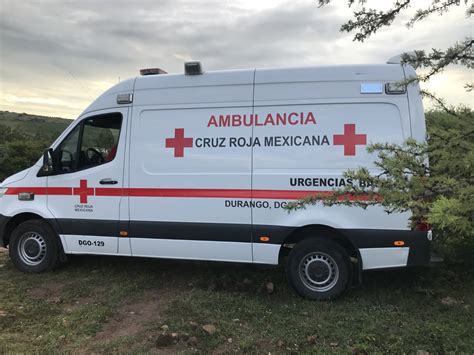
[0,111,70,138]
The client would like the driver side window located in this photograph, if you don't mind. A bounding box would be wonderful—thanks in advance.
[55,113,122,174]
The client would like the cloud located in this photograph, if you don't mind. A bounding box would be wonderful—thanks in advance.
[0,0,471,118]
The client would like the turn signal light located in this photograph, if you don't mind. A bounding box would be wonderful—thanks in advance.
[260,236,270,242]
[394,240,405,246]
[120,231,129,237]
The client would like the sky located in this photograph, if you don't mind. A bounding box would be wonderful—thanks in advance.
[0,0,472,119]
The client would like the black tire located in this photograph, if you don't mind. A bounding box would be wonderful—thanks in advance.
[286,238,351,300]
[9,220,59,273]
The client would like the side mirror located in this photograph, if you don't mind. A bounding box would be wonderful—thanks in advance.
[41,148,54,174]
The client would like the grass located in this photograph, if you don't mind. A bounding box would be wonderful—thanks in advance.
[0,249,473,354]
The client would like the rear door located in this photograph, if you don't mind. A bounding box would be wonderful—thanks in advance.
[47,108,128,255]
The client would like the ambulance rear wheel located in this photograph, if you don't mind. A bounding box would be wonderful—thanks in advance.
[9,220,59,273]
[286,238,351,300]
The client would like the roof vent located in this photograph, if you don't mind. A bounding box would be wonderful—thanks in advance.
[185,61,203,75]
[140,68,168,76]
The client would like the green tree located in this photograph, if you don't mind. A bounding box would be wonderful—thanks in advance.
[287,1,473,257]
[0,124,53,181]
[0,140,50,181]
[287,108,474,256]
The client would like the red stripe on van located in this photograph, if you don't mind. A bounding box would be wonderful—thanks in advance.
[125,188,252,198]
[123,188,371,201]
[252,190,332,200]
[5,187,48,195]
[5,187,72,195]
[5,186,373,201]
[48,187,73,195]
[95,188,122,197]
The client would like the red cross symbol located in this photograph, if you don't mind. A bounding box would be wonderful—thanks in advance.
[165,128,193,157]
[333,124,367,156]
[73,179,94,203]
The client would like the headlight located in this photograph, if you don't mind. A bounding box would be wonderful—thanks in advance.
[0,187,8,198]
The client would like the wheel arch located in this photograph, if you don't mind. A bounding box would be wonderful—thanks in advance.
[278,224,362,270]
[2,213,62,250]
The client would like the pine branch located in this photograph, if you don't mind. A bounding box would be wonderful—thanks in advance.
[397,39,473,89]
[317,0,470,43]
[421,90,461,118]
[341,0,412,42]
[407,0,463,27]
[317,0,361,7]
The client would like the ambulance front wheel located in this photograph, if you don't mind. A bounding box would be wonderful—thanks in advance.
[9,220,60,273]
[286,238,351,300]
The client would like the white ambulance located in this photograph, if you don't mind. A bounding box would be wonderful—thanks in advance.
[0,59,431,300]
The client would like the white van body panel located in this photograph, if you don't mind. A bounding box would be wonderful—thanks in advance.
[0,166,55,221]
[0,64,430,271]
[128,69,254,261]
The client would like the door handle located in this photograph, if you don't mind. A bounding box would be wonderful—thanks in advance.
[100,178,118,185]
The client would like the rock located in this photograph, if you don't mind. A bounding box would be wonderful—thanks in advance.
[441,297,457,305]
[161,324,169,331]
[189,321,198,327]
[171,332,179,338]
[277,340,285,347]
[330,342,339,347]
[227,337,233,343]
[232,318,240,323]
[307,335,317,344]
[156,333,174,347]
[416,351,430,355]
[202,324,217,335]
[0,310,7,317]
[266,282,274,294]
[188,336,198,345]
